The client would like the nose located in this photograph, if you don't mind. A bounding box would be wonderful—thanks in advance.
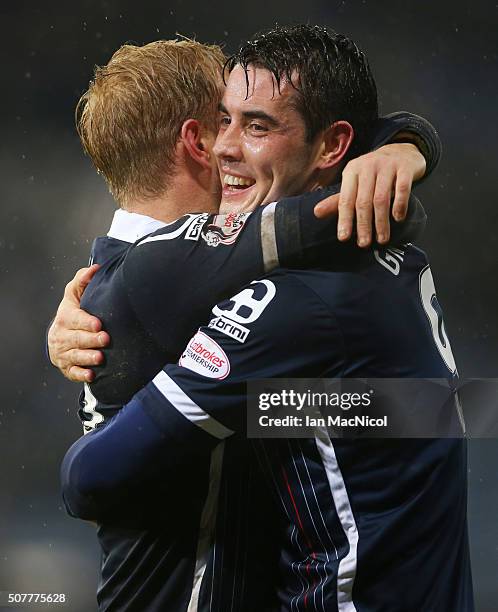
[213,122,243,163]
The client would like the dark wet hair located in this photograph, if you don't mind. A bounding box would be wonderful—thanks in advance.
[224,24,378,157]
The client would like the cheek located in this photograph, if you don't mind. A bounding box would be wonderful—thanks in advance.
[244,141,272,174]
[287,146,317,180]
[243,139,266,157]
[268,145,298,180]
[244,142,276,181]
[273,150,309,187]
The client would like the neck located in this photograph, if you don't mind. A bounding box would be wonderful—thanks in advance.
[309,165,344,192]
[123,172,219,224]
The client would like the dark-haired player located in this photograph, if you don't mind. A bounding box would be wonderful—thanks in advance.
[54,29,461,612]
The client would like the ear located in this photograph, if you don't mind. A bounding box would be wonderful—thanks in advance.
[180,119,213,171]
[316,121,354,170]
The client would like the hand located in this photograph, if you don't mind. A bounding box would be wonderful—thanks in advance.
[48,265,110,383]
[313,143,426,246]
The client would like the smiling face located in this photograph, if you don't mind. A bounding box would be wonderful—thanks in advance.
[213,65,325,213]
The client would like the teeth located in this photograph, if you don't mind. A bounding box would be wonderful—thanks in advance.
[224,174,254,187]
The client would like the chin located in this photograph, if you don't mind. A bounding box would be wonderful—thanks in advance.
[219,199,258,214]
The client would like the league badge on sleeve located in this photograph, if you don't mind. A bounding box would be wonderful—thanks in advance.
[179,330,231,379]
[201,212,249,247]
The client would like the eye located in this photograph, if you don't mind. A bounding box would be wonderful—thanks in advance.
[220,115,231,127]
[249,122,267,133]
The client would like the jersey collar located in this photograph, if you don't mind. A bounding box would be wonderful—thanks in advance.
[107,209,166,243]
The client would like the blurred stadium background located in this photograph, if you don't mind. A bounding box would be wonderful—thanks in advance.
[1,1,497,610]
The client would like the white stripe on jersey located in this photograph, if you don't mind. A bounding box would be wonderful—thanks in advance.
[153,371,233,439]
[314,428,359,612]
[261,201,279,272]
[138,214,207,245]
[188,442,225,612]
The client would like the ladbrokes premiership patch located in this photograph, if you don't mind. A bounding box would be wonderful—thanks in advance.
[179,330,230,379]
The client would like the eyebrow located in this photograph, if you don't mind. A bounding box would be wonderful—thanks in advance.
[218,103,280,128]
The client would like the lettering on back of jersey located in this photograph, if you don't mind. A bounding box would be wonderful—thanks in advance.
[208,315,250,343]
[179,330,230,379]
[374,247,405,276]
[202,212,249,247]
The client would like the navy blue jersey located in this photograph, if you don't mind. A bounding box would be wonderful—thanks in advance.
[63,245,473,611]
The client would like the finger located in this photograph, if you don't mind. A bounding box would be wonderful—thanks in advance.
[66,365,96,383]
[314,193,340,219]
[72,329,109,349]
[64,264,100,302]
[355,171,376,247]
[392,171,413,221]
[66,307,104,334]
[56,328,109,351]
[337,171,358,241]
[74,264,100,297]
[372,170,396,244]
[55,294,102,332]
[65,348,105,367]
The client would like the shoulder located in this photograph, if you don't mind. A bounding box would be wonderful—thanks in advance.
[124,213,209,262]
[210,269,338,340]
[182,269,346,379]
[119,214,207,285]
